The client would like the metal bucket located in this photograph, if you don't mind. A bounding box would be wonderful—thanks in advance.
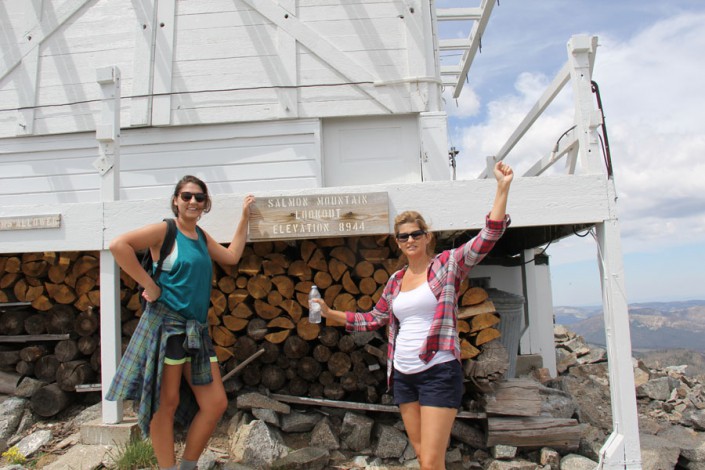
[487,288,525,378]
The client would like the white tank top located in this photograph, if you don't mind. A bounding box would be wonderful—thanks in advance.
[393,282,455,374]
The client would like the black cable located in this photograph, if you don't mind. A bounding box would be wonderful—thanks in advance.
[573,226,592,238]
[1,81,377,114]
[591,80,614,177]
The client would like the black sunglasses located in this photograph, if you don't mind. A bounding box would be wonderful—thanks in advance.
[396,229,426,242]
[179,192,207,203]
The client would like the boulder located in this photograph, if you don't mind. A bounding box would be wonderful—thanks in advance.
[229,419,288,468]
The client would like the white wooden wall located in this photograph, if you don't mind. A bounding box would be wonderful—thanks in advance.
[0,119,322,207]
[0,0,435,138]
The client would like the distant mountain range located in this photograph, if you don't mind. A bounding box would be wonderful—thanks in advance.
[554,300,705,352]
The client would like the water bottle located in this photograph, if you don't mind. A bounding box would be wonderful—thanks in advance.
[308,285,322,324]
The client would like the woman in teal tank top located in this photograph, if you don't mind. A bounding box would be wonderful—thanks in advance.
[108,175,254,470]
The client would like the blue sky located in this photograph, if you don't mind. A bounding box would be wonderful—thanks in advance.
[439,1,705,306]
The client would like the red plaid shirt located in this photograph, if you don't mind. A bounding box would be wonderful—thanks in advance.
[345,214,510,388]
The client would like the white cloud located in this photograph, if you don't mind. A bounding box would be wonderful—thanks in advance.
[443,87,480,118]
[453,11,705,266]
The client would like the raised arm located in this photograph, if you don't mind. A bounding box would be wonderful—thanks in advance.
[489,161,513,221]
[208,194,255,266]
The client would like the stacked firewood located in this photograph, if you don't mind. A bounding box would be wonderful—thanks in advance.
[0,252,103,417]
[0,237,511,410]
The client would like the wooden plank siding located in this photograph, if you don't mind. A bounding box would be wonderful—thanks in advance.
[0,119,322,207]
[0,0,431,137]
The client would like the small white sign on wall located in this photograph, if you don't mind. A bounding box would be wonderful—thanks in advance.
[0,214,61,231]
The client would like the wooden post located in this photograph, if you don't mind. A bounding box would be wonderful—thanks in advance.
[595,180,641,469]
[520,249,557,376]
[96,66,123,424]
[567,35,602,175]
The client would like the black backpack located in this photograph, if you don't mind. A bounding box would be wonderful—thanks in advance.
[138,218,177,310]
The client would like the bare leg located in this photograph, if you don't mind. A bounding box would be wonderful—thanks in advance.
[181,361,228,462]
[418,405,457,470]
[399,402,423,464]
[150,363,184,468]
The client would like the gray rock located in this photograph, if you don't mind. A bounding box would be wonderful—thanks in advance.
[577,424,605,461]
[540,447,560,470]
[71,402,103,427]
[38,444,113,470]
[270,447,330,470]
[486,459,539,469]
[492,444,517,460]
[236,392,291,414]
[16,429,52,457]
[252,408,280,427]
[682,409,705,431]
[538,384,577,419]
[373,424,406,459]
[555,349,578,375]
[402,441,417,461]
[0,397,27,441]
[280,410,321,433]
[576,347,607,365]
[445,447,462,463]
[309,417,339,450]
[229,419,289,468]
[681,439,705,462]
[340,412,374,452]
[11,408,37,445]
[221,463,257,470]
[559,453,597,470]
[552,365,613,432]
[198,448,218,470]
[638,377,672,401]
[639,433,681,470]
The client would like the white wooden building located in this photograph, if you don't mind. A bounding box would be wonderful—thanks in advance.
[0,1,640,468]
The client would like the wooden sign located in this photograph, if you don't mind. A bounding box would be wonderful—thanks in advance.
[0,214,61,231]
[249,192,389,240]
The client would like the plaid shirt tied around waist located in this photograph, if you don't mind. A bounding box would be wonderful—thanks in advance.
[105,301,214,437]
[345,214,510,389]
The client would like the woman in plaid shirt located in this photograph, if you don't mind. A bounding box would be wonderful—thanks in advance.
[313,161,513,470]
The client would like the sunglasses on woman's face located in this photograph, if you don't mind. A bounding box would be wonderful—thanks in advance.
[179,192,207,203]
[396,229,426,242]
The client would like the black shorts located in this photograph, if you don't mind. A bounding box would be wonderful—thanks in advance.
[393,360,463,409]
[164,334,218,365]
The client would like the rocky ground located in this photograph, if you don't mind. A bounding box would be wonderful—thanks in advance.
[0,324,704,469]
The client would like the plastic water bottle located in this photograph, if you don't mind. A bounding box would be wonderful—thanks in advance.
[308,285,322,324]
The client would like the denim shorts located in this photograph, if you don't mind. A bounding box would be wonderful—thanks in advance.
[393,360,463,408]
[164,334,218,365]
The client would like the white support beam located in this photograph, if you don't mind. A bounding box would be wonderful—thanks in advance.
[15,0,43,135]
[152,0,176,126]
[595,180,642,469]
[129,0,158,127]
[0,0,91,83]
[568,35,603,174]
[435,8,482,21]
[523,131,578,177]
[276,0,298,118]
[451,0,496,98]
[479,62,571,179]
[240,0,396,113]
[438,38,472,51]
[96,66,123,425]
[519,250,557,376]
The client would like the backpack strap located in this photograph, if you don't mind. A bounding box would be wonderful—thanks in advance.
[153,218,177,280]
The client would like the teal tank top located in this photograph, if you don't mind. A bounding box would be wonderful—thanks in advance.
[155,226,212,323]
